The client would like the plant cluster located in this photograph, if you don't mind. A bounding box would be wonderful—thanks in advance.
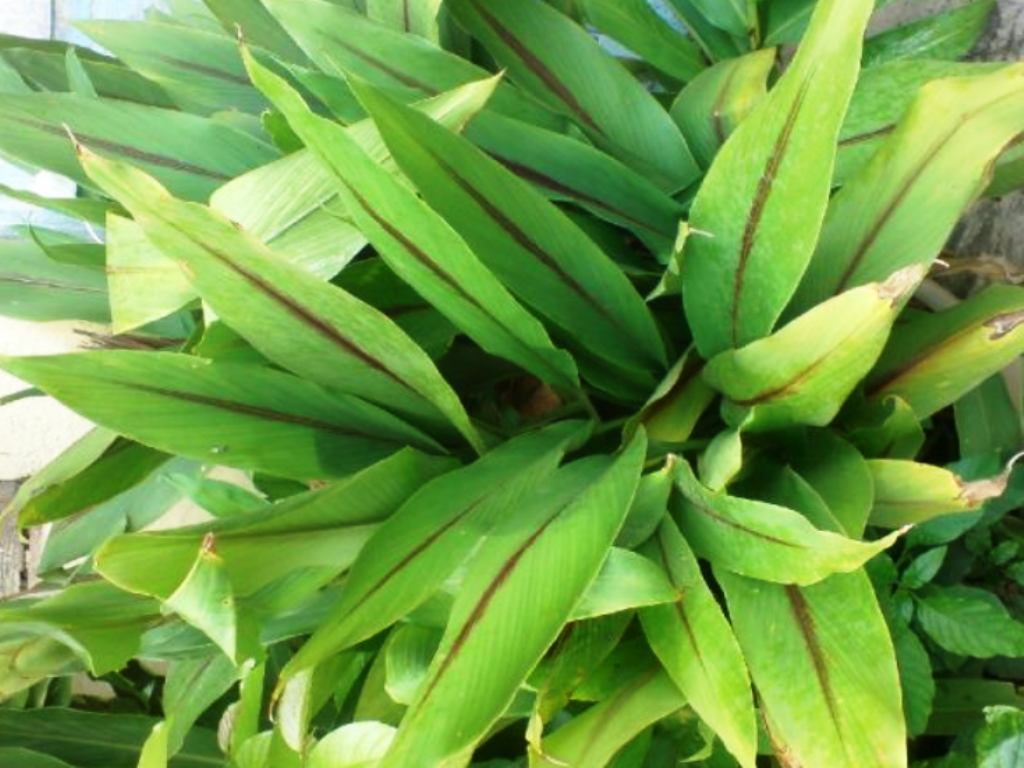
[1,0,1024,766]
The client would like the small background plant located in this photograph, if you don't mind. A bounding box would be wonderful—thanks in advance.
[2,1,1024,766]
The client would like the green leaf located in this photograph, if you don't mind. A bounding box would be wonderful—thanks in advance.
[640,352,718,444]
[0,238,109,324]
[867,286,1024,419]
[0,37,174,107]
[202,0,309,63]
[929,680,1024,738]
[976,706,1024,767]
[106,215,195,334]
[210,75,499,281]
[790,430,875,539]
[863,0,996,67]
[892,619,935,738]
[538,668,686,767]
[705,266,922,433]
[531,613,633,723]
[681,0,873,356]
[262,0,557,128]
[386,624,442,705]
[572,548,676,620]
[366,0,441,40]
[335,257,457,359]
[0,53,31,93]
[901,547,948,590]
[955,371,1024,460]
[639,519,757,768]
[165,474,266,519]
[65,47,98,98]
[836,60,1001,186]
[719,570,906,768]
[77,21,268,116]
[0,581,156,678]
[17,437,169,527]
[83,147,484,453]
[224,661,265,758]
[917,586,1024,658]
[0,709,221,767]
[846,395,926,461]
[686,0,752,40]
[616,459,674,549]
[0,351,439,481]
[245,51,580,391]
[0,180,114,225]
[580,0,706,82]
[3,426,118,522]
[163,534,248,662]
[0,749,75,768]
[96,449,449,602]
[764,0,898,47]
[0,93,277,202]
[867,460,1009,528]
[698,428,744,492]
[670,49,774,169]
[164,653,240,754]
[352,77,667,379]
[280,421,588,682]
[673,460,901,586]
[465,111,684,257]
[446,0,699,191]
[308,723,396,768]
[796,65,1024,307]
[38,457,199,574]
[378,431,646,766]
[137,722,169,768]
[662,0,744,61]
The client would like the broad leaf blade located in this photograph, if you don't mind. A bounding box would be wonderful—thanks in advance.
[867,460,1005,527]
[681,0,873,356]
[639,519,757,768]
[670,49,775,169]
[580,0,706,82]
[796,65,1024,307]
[0,93,277,201]
[719,570,907,768]
[467,111,683,257]
[0,709,221,768]
[673,461,900,586]
[539,667,685,767]
[353,78,667,376]
[867,285,1024,419]
[263,0,556,128]
[96,449,450,602]
[379,432,646,766]
[0,239,109,324]
[447,0,698,191]
[106,215,194,334]
[245,50,580,391]
[863,0,995,67]
[704,266,922,433]
[281,421,589,681]
[77,21,268,115]
[83,148,484,452]
[0,351,439,481]
[210,77,496,281]
[835,60,1001,186]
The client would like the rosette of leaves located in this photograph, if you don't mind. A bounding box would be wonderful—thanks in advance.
[1,0,1023,766]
